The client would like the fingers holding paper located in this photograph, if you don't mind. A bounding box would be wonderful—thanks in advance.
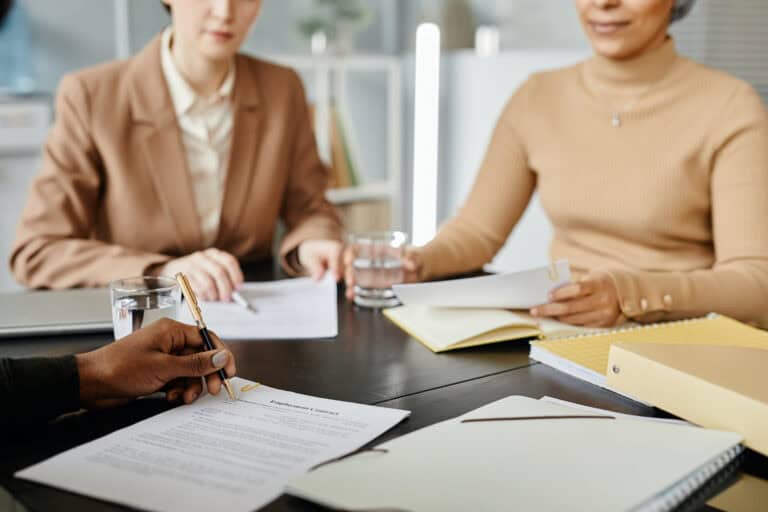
[76,318,237,408]
[530,270,625,327]
[298,239,344,281]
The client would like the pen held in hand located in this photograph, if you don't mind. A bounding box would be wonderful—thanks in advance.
[175,272,236,400]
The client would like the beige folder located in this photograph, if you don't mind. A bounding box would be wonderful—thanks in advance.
[607,343,768,457]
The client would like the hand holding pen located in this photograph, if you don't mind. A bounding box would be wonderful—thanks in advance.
[176,272,237,400]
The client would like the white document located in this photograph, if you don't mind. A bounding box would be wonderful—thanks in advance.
[288,396,743,512]
[392,260,571,309]
[179,275,338,340]
[16,378,410,512]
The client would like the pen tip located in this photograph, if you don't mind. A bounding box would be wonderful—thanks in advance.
[223,379,236,400]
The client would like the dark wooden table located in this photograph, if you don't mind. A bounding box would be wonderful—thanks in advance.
[2,262,766,511]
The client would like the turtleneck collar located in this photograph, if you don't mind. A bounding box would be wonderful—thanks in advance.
[583,37,679,96]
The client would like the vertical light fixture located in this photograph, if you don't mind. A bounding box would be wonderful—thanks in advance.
[475,25,500,58]
[113,0,131,59]
[411,23,441,247]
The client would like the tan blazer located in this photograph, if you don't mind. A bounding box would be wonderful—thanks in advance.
[10,35,342,289]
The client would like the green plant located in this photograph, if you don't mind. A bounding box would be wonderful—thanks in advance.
[298,0,371,42]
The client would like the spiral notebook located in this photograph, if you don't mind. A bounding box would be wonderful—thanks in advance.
[288,396,744,512]
[530,313,768,391]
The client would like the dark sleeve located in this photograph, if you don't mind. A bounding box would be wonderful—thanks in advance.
[0,355,81,429]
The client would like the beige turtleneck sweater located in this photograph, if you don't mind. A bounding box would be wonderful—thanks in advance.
[420,39,768,325]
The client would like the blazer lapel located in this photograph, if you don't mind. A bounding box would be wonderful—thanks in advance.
[141,126,203,253]
[215,55,263,248]
[128,34,203,253]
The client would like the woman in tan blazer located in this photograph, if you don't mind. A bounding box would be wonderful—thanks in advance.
[10,0,343,301]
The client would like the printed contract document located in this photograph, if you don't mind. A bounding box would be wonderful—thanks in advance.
[16,378,410,512]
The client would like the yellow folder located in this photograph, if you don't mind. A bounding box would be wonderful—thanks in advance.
[529,314,768,388]
[607,342,768,457]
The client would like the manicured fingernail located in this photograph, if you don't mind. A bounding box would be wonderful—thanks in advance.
[212,351,229,368]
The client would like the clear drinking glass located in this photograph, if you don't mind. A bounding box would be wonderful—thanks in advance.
[349,231,408,308]
[109,276,180,339]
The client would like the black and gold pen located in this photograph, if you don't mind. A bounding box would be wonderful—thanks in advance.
[176,272,236,400]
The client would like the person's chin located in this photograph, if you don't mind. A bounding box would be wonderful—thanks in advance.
[201,44,238,61]
[591,40,638,60]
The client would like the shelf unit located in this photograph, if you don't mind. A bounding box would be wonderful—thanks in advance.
[267,54,403,229]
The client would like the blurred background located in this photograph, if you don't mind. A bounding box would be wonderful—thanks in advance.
[0,0,766,291]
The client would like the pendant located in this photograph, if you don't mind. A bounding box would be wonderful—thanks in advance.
[611,113,622,128]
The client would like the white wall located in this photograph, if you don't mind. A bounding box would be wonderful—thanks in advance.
[23,0,116,93]
[0,155,40,291]
[436,50,588,272]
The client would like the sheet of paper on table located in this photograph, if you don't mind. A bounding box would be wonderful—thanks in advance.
[179,275,338,340]
[392,260,571,309]
[16,377,410,512]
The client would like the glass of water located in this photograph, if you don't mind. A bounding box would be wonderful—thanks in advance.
[349,231,408,308]
[109,276,180,339]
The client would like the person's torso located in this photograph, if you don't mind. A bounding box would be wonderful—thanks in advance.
[518,53,748,275]
[68,37,305,262]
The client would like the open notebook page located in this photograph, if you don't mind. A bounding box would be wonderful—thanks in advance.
[384,306,598,352]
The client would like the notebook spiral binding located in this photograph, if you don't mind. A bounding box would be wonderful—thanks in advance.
[638,444,744,512]
[544,313,718,341]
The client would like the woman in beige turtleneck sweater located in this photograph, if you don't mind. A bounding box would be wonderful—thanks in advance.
[349,0,768,327]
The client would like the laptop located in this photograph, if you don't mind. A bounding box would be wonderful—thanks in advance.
[0,288,113,338]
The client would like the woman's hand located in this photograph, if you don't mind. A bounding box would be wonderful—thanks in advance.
[298,239,344,281]
[343,247,424,301]
[530,270,625,327]
[75,318,236,408]
[153,248,244,302]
